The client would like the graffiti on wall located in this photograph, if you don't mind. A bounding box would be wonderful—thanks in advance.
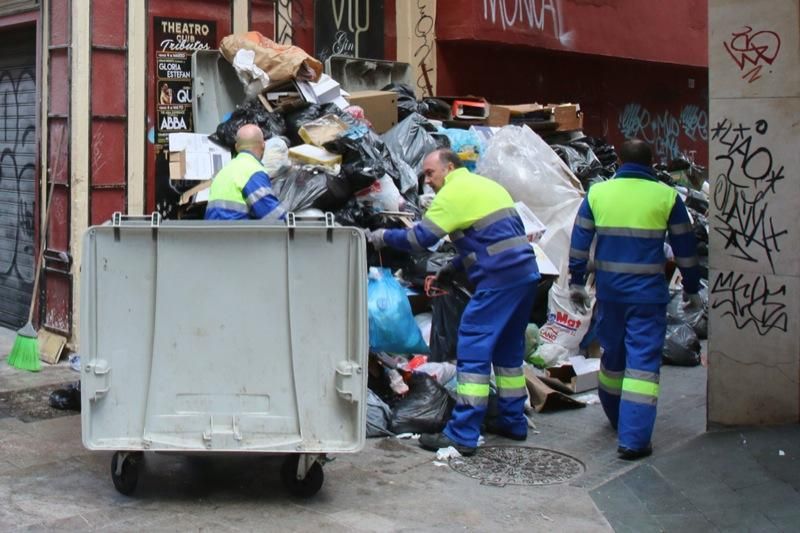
[482,0,570,43]
[0,64,36,325]
[413,0,436,96]
[710,272,787,337]
[709,117,789,337]
[710,118,787,272]
[618,103,709,162]
[723,26,782,84]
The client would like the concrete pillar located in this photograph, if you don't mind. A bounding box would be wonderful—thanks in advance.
[708,0,800,425]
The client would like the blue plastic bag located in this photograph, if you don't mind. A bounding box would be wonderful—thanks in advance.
[368,267,430,354]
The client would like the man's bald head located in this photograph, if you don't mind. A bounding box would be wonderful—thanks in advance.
[235,124,265,159]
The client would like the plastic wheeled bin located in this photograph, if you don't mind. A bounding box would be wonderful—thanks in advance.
[80,213,368,497]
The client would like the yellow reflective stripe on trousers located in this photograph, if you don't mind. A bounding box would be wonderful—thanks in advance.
[457,382,491,397]
[598,371,623,391]
[622,378,660,397]
[496,375,526,389]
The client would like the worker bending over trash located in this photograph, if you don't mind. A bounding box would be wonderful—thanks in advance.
[367,148,540,456]
[205,123,286,221]
[568,139,702,460]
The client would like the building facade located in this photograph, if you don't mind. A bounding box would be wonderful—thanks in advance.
[0,0,711,370]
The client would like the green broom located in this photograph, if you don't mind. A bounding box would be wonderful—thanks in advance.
[8,135,60,372]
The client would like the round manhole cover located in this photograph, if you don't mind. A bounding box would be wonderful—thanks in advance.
[449,446,584,486]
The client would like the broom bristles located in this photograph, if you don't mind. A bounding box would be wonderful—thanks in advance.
[7,322,40,372]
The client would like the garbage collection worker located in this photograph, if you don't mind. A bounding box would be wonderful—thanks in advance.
[366,149,540,456]
[568,138,702,460]
[205,123,286,221]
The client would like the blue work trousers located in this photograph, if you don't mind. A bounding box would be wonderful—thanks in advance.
[596,300,667,451]
[444,280,538,448]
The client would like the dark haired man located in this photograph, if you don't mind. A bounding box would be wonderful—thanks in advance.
[569,139,702,460]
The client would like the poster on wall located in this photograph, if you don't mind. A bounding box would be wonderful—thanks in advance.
[153,17,217,218]
[314,0,384,63]
[154,17,217,145]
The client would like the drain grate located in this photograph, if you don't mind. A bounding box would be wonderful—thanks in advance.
[449,446,585,486]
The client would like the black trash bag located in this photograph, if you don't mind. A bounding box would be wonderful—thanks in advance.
[382,82,421,121]
[401,248,459,288]
[667,288,708,340]
[311,172,354,212]
[382,113,439,175]
[367,389,394,438]
[421,97,452,121]
[390,373,455,434]
[49,382,81,411]
[325,132,389,190]
[270,165,344,212]
[662,323,701,366]
[283,104,325,146]
[333,198,380,228]
[210,98,287,150]
[430,282,472,363]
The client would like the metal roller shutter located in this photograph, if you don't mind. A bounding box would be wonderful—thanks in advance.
[0,28,37,328]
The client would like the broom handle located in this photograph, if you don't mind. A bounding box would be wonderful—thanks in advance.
[27,132,64,324]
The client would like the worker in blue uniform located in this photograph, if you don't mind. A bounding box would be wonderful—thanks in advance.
[366,149,540,456]
[205,124,286,221]
[569,139,702,460]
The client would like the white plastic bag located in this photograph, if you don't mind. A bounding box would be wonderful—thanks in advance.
[232,49,270,98]
[477,125,584,281]
[263,137,289,175]
[415,312,433,346]
[537,283,593,358]
[355,174,404,212]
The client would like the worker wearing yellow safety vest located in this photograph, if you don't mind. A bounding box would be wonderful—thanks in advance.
[569,139,703,460]
[205,124,286,221]
[367,149,540,456]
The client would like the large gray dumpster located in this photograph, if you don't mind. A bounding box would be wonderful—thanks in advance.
[80,213,368,497]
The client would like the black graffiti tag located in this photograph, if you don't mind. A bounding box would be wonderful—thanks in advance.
[0,66,36,286]
[710,271,787,336]
[711,118,787,272]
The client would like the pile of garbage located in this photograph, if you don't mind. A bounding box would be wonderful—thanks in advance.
[162,34,709,432]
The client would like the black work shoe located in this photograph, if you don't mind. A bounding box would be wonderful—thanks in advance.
[418,433,476,456]
[483,420,527,441]
[617,444,653,460]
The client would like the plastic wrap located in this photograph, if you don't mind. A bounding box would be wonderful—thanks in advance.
[368,267,430,354]
[476,126,585,280]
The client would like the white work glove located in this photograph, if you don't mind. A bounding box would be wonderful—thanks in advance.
[365,228,386,250]
[569,284,591,314]
[683,291,703,310]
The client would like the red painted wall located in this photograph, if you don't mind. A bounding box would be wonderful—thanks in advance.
[437,0,708,68]
[438,42,709,164]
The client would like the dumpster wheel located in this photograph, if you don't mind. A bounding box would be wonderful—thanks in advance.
[281,455,324,498]
[111,451,142,496]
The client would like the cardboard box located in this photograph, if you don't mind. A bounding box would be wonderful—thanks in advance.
[345,90,398,133]
[168,133,231,181]
[549,103,583,132]
[289,144,342,167]
[546,356,600,393]
[298,114,349,146]
[179,180,212,206]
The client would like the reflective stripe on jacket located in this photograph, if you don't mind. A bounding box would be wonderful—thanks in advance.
[205,151,285,221]
[569,163,700,304]
[383,168,539,290]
